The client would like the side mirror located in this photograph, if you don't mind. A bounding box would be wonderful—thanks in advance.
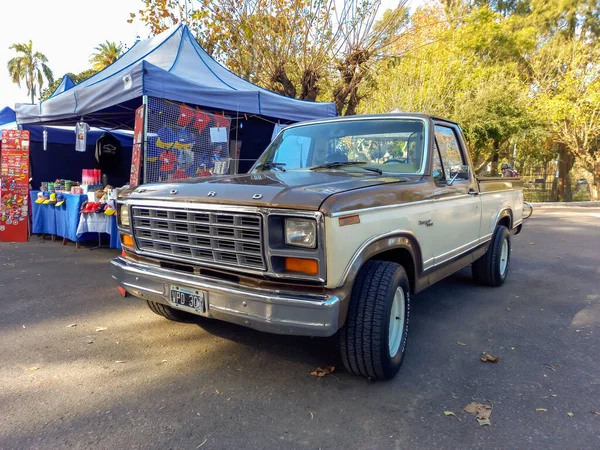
[447,164,470,186]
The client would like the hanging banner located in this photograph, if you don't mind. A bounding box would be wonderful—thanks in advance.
[129,104,145,186]
[0,129,30,242]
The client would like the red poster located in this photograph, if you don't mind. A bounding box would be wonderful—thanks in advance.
[130,105,145,186]
[0,129,30,242]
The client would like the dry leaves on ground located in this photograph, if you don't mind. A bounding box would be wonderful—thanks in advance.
[536,408,547,412]
[456,342,467,346]
[444,411,455,416]
[593,412,600,416]
[29,367,39,371]
[481,353,501,363]
[464,402,493,426]
[567,412,574,417]
[67,323,77,328]
[310,366,335,378]
[95,327,107,332]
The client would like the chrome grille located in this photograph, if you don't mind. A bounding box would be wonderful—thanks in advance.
[131,206,265,270]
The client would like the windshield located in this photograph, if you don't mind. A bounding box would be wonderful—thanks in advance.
[253,118,426,174]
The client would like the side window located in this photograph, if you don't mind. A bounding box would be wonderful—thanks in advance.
[434,125,465,180]
[432,142,444,182]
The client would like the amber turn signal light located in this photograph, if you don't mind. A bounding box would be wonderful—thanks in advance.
[121,234,134,248]
[285,257,319,275]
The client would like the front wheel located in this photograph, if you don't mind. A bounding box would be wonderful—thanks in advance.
[340,260,410,380]
[472,225,511,286]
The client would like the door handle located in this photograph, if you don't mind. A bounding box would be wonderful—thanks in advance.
[468,189,479,196]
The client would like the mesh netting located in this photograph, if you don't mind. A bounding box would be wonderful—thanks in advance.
[145,97,231,183]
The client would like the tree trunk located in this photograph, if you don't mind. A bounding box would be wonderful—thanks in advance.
[490,139,500,175]
[592,161,600,201]
[557,143,574,202]
[299,69,320,101]
[271,65,297,98]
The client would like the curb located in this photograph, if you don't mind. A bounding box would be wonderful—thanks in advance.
[531,201,600,208]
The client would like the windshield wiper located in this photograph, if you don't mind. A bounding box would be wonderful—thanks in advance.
[256,162,286,172]
[310,161,382,175]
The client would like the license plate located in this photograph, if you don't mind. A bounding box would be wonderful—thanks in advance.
[169,286,206,313]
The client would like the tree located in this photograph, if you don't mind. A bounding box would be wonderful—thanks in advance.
[89,41,123,71]
[7,40,54,104]
[130,0,409,115]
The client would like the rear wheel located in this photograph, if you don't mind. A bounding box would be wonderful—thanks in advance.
[340,260,410,380]
[472,225,511,287]
[147,301,196,322]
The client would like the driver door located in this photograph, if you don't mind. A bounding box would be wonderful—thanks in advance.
[431,124,482,266]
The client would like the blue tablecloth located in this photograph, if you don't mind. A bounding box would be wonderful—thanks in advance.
[29,190,121,249]
[30,192,57,235]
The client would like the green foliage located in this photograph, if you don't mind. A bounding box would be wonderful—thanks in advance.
[89,41,123,71]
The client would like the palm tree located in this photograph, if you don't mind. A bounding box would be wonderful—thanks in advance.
[7,40,54,104]
[89,41,123,71]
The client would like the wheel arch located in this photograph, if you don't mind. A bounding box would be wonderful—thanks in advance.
[337,231,422,293]
[495,208,513,230]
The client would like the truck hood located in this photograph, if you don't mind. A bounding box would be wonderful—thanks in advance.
[121,171,412,211]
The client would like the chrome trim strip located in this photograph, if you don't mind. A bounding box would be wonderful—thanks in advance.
[433,194,470,202]
[479,189,512,196]
[513,219,523,228]
[434,238,480,266]
[330,199,434,218]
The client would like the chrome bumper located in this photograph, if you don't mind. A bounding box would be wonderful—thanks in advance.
[110,257,342,337]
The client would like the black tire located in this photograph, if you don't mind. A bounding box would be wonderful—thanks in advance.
[472,225,511,287]
[340,260,410,380]
[147,300,195,322]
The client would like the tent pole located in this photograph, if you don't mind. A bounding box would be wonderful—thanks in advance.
[142,95,149,184]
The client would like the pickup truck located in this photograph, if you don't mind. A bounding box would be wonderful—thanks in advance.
[112,113,524,380]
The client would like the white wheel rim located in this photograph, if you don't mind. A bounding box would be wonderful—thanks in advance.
[500,238,509,275]
[388,286,406,358]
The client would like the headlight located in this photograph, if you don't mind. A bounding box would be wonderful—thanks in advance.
[285,218,316,248]
[120,206,130,227]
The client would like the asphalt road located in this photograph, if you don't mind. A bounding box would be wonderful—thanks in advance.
[1,207,599,450]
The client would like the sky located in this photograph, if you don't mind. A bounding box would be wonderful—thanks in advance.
[1,0,422,110]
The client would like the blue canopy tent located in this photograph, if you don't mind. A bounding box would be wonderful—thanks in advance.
[0,106,17,126]
[48,74,76,98]
[15,25,336,128]
[15,25,335,175]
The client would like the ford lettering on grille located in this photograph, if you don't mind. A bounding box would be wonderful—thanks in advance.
[131,206,265,270]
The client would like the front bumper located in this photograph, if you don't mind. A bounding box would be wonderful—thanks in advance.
[110,257,342,337]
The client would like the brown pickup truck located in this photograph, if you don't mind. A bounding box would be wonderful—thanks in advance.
[112,113,524,379]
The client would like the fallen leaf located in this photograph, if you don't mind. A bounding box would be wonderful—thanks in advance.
[67,323,77,328]
[592,411,600,416]
[536,408,547,412]
[456,342,466,346]
[215,389,221,394]
[310,366,335,377]
[530,242,535,245]
[480,353,501,363]
[29,366,39,371]
[161,360,168,363]
[309,411,314,420]
[95,327,107,332]
[86,338,94,344]
[551,394,557,397]
[477,418,491,426]
[197,438,207,448]
[567,412,574,417]
[464,402,492,420]
[575,329,581,333]
[511,347,516,350]
[115,360,125,364]
[444,411,455,416]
